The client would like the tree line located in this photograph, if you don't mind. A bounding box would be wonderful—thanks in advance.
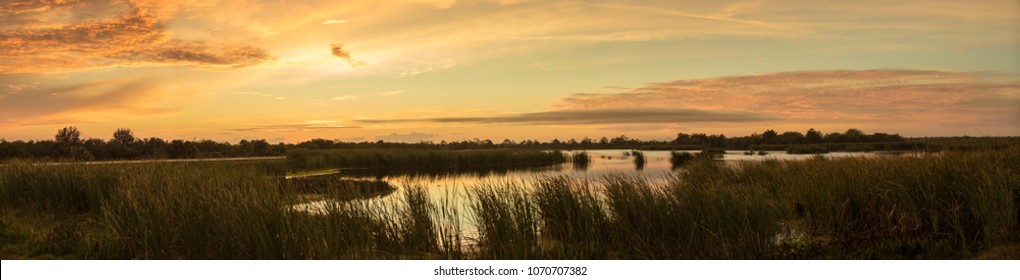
[0,127,285,161]
[1,127,910,161]
[671,128,905,149]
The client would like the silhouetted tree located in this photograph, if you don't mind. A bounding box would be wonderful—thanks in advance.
[675,133,691,143]
[762,129,778,144]
[68,147,95,161]
[845,128,865,142]
[55,126,82,145]
[824,132,844,143]
[805,128,823,143]
[777,131,804,145]
[83,138,110,160]
[112,128,136,144]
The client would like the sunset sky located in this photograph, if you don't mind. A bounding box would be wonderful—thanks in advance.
[2,0,1018,143]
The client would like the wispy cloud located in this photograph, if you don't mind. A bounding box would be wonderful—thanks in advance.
[0,2,273,74]
[356,108,773,125]
[235,91,286,100]
[321,19,350,25]
[378,90,405,96]
[0,75,180,126]
[330,43,366,67]
[489,0,528,6]
[333,95,358,101]
[409,0,456,9]
[375,132,435,143]
[230,123,361,132]
[557,69,1020,130]
[2,0,67,14]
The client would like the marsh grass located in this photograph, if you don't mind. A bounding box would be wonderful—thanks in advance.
[467,145,1018,259]
[770,150,1020,258]
[468,183,540,259]
[0,161,120,214]
[532,177,611,258]
[1,144,1017,259]
[283,174,396,201]
[630,150,646,170]
[0,161,464,259]
[570,151,591,171]
[670,150,723,169]
[534,174,779,259]
[670,151,696,168]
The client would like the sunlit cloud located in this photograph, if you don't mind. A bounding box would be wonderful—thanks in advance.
[2,1,1017,141]
[410,0,456,9]
[235,91,286,100]
[557,69,1020,131]
[330,43,366,67]
[332,95,359,101]
[375,132,436,143]
[489,0,528,6]
[378,90,406,96]
[321,19,349,25]
[0,1,273,74]
[0,75,182,127]
[229,123,360,132]
[355,108,773,125]
[1,0,96,15]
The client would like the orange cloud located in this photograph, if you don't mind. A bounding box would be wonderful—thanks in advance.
[0,75,180,127]
[0,2,272,73]
[557,69,1020,130]
[330,44,366,67]
[3,0,68,14]
[355,108,772,125]
[229,123,361,132]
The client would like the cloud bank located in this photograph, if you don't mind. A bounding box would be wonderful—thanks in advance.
[230,123,361,133]
[0,1,273,73]
[557,69,1020,132]
[356,108,772,125]
[0,75,179,127]
[352,69,1019,136]
[375,132,436,143]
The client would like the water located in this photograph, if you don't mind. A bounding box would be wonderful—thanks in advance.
[289,149,884,243]
[292,149,882,210]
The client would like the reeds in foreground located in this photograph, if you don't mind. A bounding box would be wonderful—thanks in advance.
[1,144,1017,259]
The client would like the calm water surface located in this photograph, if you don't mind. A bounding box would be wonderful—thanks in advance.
[291,149,885,242]
[293,149,882,210]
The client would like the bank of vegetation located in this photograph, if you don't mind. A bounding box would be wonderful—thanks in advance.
[1,142,1016,259]
[6,126,1012,162]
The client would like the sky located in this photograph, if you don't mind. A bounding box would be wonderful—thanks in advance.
[1,0,1018,143]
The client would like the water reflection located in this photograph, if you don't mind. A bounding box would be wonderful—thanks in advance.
[294,149,885,205]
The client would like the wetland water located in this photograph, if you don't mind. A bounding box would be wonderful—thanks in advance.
[291,149,884,213]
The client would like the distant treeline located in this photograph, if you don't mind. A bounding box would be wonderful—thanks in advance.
[1,126,1016,161]
[0,127,285,161]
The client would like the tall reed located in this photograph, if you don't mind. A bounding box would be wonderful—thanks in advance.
[631,150,646,170]
[571,152,591,171]
[469,183,540,259]
[2,144,1016,259]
